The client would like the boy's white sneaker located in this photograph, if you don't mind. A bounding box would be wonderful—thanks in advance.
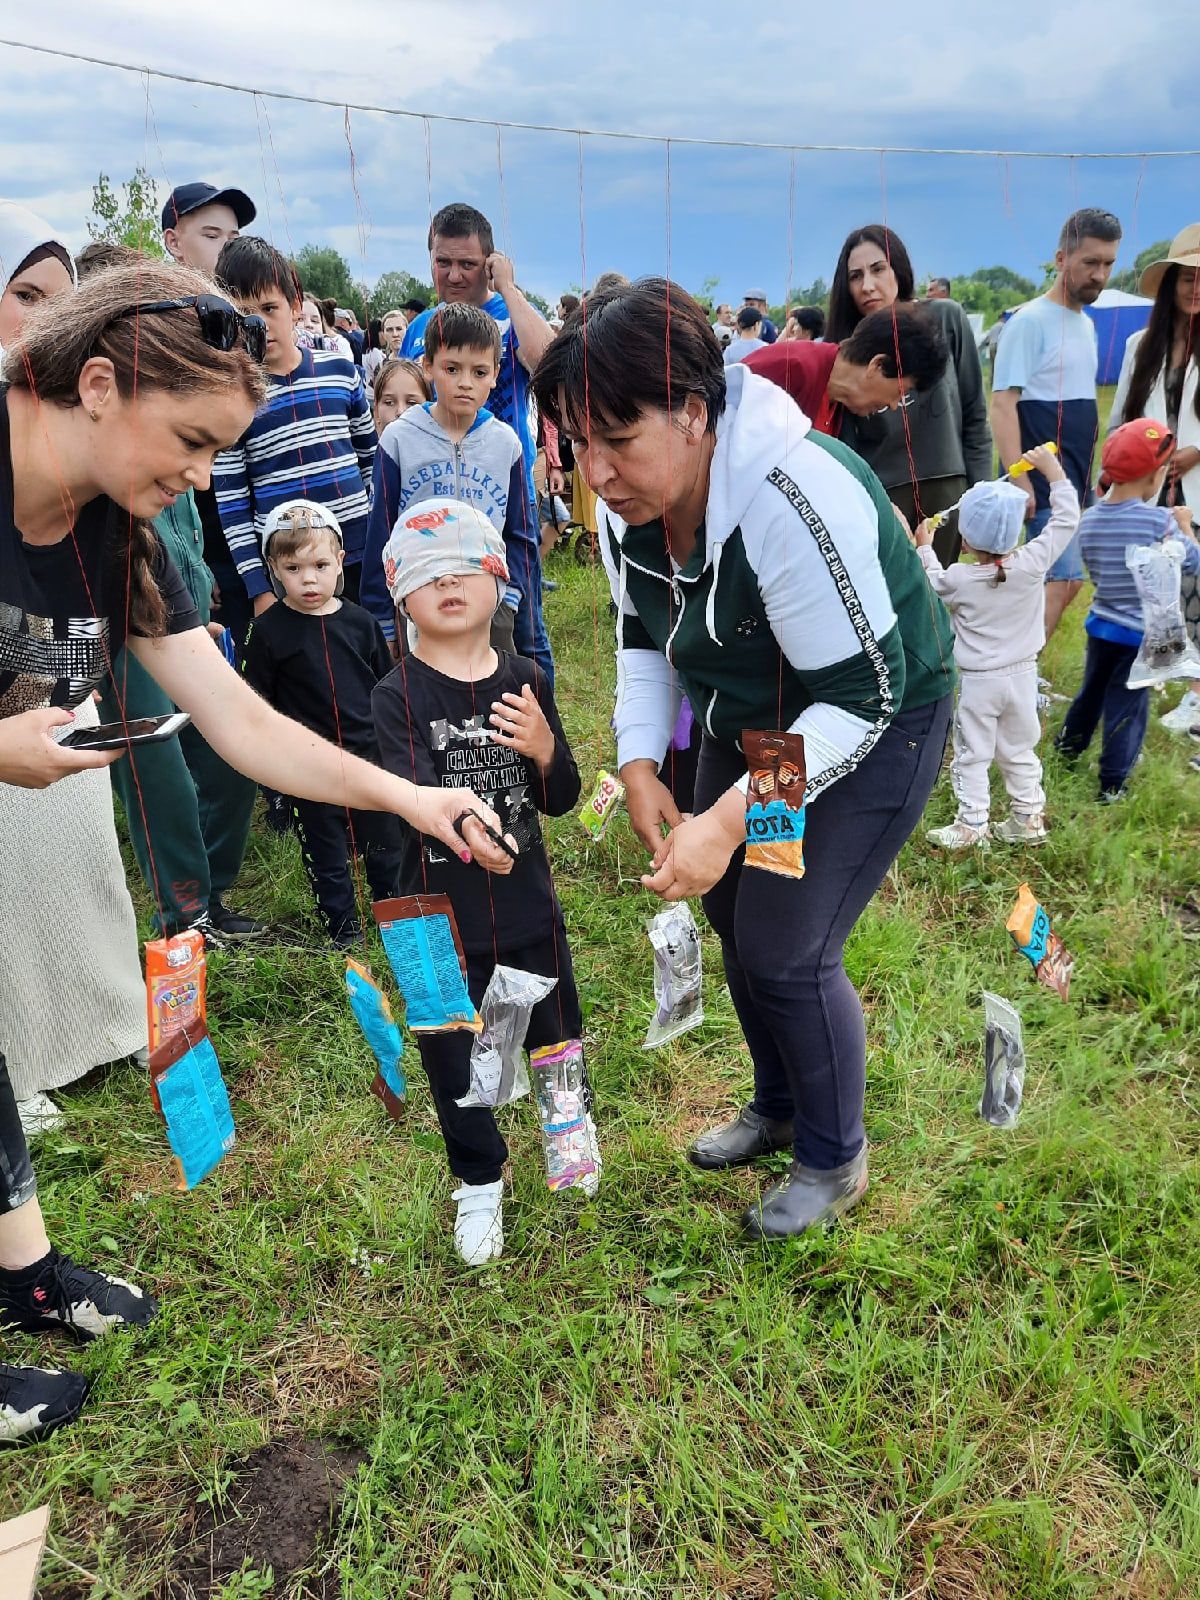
[993,812,1048,845]
[451,1181,504,1266]
[17,1092,64,1140]
[927,819,989,850]
[1161,689,1200,733]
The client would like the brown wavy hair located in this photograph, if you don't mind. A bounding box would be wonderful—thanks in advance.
[4,258,266,636]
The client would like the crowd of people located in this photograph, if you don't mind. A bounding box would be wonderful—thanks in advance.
[1,175,1198,1445]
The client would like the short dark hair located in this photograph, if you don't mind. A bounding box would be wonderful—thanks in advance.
[534,277,726,439]
[559,292,580,316]
[1059,208,1122,253]
[930,277,952,295]
[736,306,763,332]
[426,203,494,256]
[216,235,297,302]
[422,301,502,364]
[401,295,428,315]
[840,305,949,392]
[827,225,915,343]
[795,306,825,337]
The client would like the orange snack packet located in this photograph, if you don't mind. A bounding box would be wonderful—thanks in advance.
[145,930,207,1053]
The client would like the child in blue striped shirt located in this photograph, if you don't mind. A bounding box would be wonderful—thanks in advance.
[1055,419,1198,799]
[213,237,376,616]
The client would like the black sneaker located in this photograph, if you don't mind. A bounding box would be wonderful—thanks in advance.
[207,900,268,941]
[0,1363,90,1446]
[0,1249,157,1341]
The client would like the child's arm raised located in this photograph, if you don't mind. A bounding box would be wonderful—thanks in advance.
[490,675,581,816]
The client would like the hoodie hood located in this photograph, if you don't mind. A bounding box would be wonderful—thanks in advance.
[0,199,76,292]
[707,364,812,551]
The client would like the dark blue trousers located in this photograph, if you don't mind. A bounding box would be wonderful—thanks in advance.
[696,695,953,1171]
[1054,634,1149,795]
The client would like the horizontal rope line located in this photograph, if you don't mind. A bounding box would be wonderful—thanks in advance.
[4,37,1200,159]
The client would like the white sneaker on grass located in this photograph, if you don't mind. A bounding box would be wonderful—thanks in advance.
[927,819,989,850]
[451,1181,504,1265]
[993,812,1048,845]
[1161,689,1200,733]
[17,1092,64,1141]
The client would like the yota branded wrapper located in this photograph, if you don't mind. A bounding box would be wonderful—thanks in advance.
[374,895,482,1034]
[1006,882,1073,1001]
[579,769,625,841]
[742,730,807,879]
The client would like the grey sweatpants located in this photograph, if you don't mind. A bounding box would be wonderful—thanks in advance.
[951,662,1044,826]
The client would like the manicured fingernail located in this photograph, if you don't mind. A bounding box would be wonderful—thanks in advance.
[460,849,472,863]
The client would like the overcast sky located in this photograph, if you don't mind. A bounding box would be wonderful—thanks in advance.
[2,2,1197,303]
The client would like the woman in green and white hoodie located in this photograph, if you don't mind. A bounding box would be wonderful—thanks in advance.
[535,279,955,1240]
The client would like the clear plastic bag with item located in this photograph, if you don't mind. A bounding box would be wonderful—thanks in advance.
[643,902,704,1048]
[456,965,557,1109]
[979,992,1026,1130]
[1125,539,1200,688]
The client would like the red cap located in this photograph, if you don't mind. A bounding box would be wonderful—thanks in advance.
[1101,418,1175,485]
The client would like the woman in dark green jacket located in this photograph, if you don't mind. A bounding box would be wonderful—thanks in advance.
[535,279,955,1241]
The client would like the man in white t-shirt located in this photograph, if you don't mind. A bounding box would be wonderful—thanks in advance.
[991,207,1122,638]
[722,305,766,365]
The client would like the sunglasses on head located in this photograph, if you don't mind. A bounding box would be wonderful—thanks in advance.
[111,294,268,364]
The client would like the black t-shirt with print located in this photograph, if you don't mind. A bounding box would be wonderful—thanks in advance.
[371,650,580,953]
[0,391,199,718]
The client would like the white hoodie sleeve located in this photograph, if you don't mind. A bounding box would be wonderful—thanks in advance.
[597,503,681,769]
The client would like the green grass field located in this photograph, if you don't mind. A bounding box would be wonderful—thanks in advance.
[5,443,1200,1598]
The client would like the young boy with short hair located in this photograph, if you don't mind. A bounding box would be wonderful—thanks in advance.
[371,497,591,1266]
[360,301,534,653]
[243,501,402,945]
[1055,419,1200,799]
[213,236,377,614]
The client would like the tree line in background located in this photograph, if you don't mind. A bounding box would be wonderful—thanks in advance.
[88,167,1170,335]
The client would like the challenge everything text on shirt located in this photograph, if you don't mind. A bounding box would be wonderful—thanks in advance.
[371,651,579,952]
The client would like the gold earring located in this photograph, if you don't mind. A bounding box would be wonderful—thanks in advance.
[89,409,100,422]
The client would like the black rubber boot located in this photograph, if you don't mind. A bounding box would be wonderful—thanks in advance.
[741,1146,869,1239]
[688,1106,794,1171]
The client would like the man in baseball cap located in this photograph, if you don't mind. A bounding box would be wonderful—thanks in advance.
[161,182,256,278]
[741,287,778,344]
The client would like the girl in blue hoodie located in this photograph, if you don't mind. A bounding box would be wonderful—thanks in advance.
[535,279,956,1242]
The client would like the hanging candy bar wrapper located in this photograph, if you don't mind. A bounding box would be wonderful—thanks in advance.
[580,769,625,841]
[345,957,406,1118]
[458,965,557,1109]
[374,895,482,1034]
[979,992,1026,1129]
[1125,540,1200,688]
[148,1029,236,1191]
[742,730,807,879]
[530,1039,599,1191]
[145,930,207,1053]
[643,902,704,1049]
[1006,882,1074,1001]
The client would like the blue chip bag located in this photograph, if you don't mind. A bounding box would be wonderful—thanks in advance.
[149,1029,236,1191]
[374,894,482,1034]
[345,956,406,1117]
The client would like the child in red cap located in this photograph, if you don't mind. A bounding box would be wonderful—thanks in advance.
[1054,419,1199,799]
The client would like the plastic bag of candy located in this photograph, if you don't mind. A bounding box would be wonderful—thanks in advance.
[457,965,557,1109]
[530,1039,599,1191]
[1126,539,1200,688]
[148,1029,236,1191]
[145,930,206,1053]
[375,894,482,1033]
[643,902,704,1048]
[345,957,406,1118]
[742,730,807,879]
[579,769,625,841]
[979,992,1025,1129]
[1006,882,1073,1001]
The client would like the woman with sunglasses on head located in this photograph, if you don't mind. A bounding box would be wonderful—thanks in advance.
[0,209,148,1152]
[0,257,516,1443]
[827,225,993,567]
[535,280,955,1243]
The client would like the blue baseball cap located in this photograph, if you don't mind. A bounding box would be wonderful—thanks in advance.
[161,183,256,232]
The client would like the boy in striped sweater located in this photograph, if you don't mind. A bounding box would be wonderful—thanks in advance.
[1055,419,1199,799]
[213,237,377,615]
